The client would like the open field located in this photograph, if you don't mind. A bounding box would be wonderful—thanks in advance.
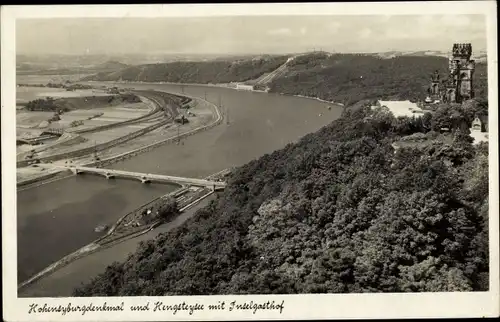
[95,96,214,158]
[16,110,54,129]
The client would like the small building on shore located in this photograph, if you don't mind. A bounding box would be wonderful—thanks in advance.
[235,83,254,91]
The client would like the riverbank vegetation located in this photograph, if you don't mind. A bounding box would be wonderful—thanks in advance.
[74,100,489,296]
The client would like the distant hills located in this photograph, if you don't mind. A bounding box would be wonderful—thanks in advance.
[80,56,290,84]
[16,60,130,76]
[376,50,488,62]
[16,50,488,74]
[93,60,129,71]
[77,51,488,106]
[17,50,488,106]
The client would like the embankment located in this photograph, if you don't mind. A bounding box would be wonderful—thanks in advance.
[17,93,222,189]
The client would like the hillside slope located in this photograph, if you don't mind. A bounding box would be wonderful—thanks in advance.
[268,53,488,105]
[82,53,488,106]
[74,104,489,296]
[82,56,289,84]
[16,60,130,76]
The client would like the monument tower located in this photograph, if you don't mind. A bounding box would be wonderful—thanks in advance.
[428,70,441,102]
[443,43,475,103]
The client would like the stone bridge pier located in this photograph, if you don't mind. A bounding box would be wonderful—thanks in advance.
[70,167,82,175]
[105,172,115,180]
[140,176,151,184]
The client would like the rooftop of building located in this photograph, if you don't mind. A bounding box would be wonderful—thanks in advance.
[470,131,488,145]
[376,100,425,118]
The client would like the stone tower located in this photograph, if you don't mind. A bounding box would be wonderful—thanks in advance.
[444,43,475,103]
[429,70,441,101]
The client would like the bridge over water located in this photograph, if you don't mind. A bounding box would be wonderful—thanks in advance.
[37,164,227,189]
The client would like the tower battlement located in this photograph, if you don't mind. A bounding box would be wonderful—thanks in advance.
[452,43,472,58]
[429,43,475,104]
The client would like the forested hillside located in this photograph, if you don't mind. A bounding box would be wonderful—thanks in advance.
[74,102,489,296]
[268,53,488,105]
[82,56,289,84]
[82,53,488,107]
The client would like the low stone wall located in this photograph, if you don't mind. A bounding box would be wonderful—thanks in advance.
[18,242,101,291]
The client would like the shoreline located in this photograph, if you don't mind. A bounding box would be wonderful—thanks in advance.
[16,92,222,191]
[18,170,222,290]
[17,93,223,288]
[15,81,337,291]
[16,78,343,297]
[86,80,346,107]
[17,186,183,290]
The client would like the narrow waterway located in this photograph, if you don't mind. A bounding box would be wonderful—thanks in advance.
[17,82,343,285]
[17,176,178,282]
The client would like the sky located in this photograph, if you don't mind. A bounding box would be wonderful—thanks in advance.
[16,15,487,56]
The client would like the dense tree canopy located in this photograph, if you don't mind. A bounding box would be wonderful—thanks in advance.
[25,97,64,112]
[24,93,142,112]
[74,103,489,296]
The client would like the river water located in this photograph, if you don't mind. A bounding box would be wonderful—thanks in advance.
[17,82,343,283]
